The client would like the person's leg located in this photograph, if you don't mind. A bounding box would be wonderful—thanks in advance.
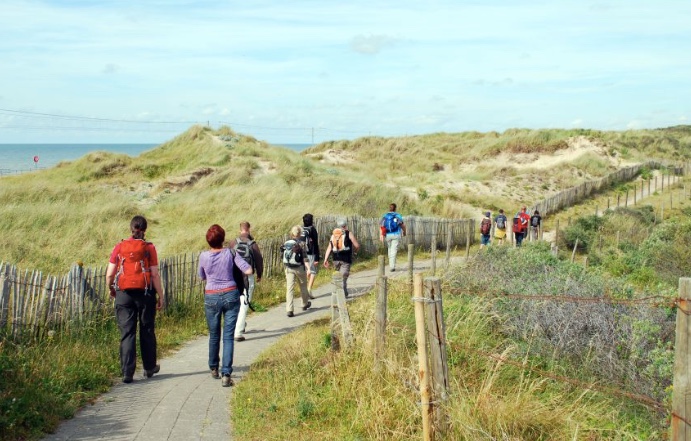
[137,292,158,372]
[297,269,311,308]
[306,255,317,298]
[220,290,241,377]
[234,274,254,339]
[204,294,222,371]
[285,268,296,314]
[115,290,137,381]
[340,262,351,297]
[386,235,400,270]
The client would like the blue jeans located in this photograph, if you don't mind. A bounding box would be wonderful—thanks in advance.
[204,289,241,376]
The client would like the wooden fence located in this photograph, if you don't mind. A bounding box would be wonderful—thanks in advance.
[531,160,678,216]
[0,215,473,341]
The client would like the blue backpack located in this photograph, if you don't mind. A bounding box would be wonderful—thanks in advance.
[383,212,400,233]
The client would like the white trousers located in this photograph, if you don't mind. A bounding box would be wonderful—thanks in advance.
[234,274,255,338]
[386,234,401,270]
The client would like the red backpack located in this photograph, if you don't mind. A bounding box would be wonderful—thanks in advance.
[115,239,151,291]
[480,218,491,235]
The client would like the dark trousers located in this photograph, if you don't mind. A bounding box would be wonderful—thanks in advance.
[115,289,157,377]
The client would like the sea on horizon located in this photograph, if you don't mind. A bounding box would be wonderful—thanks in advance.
[0,142,311,174]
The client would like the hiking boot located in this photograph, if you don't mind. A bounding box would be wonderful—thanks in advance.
[234,335,245,342]
[222,375,234,387]
[302,301,311,311]
[210,368,220,379]
[287,311,294,317]
[123,375,133,384]
[145,364,160,378]
[390,268,396,272]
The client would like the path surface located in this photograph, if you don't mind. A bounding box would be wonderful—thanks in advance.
[43,258,443,441]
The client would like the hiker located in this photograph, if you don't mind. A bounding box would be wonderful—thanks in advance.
[530,210,542,241]
[281,225,312,317]
[301,213,320,299]
[494,209,508,245]
[379,203,407,272]
[105,215,164,384]
[514,206,530,247]
[232,221,264,342]
[480,211,492,248]
[323,218,360,298]
[198,224,253,387]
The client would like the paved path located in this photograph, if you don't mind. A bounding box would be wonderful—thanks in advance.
[43,259,442,440]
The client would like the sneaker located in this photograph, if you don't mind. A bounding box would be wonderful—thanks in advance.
[145,364,160,378]
[222,375,234,387]
[234,335,245,342]
[210,368,220,379]
[123,375,133,384]
[302,301,311,311]
[287,311,294,317]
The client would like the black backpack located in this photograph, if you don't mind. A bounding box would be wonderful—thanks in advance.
[234,238,255,269]
[229,248,246,296]
[300,226,315,255]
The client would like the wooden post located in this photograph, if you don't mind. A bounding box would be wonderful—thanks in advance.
[671,278,691,440]
[374,275,387,372]
[641,180,644,199]
[424,277,449,437]
[634,186,637,205]
[377,255,385,279]
[607,197,610,210]
[413,273,433,441]
[444,226,452,269]
[408,244,415,285]
[330,278,340,352]
[570,238,579,263]
[331,274,353,349]
[465,224,471,258]
[555,219,560,245]
[431,224,437,276]
[617,194,620,208]
[625,189,629,207]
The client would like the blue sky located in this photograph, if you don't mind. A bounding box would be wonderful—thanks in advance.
[1,0,689,144]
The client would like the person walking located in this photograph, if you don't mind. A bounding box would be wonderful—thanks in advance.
[198,224,253,387]
[323,218,360,298]
[105,215,164,384]
[379,203,406,272]
[281,225,312,317]
[301,213,320,299]
[530,209,542,241]
[479,211,492,248]
[494,209,508,245]
[514,206,530,247]
[232,221,264,342]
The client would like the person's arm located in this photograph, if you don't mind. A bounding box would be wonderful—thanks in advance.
[322,242,333,268]
[350,232,360,252]
[105,262,117,298]
[252,243,264,281]
[311,228,320,263]
[234,252,254,275]
[149,266,164,310]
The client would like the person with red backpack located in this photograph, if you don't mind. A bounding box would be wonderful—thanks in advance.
[323,218,360,298]
[514,206,531,247]
[480,211,492,248]
[105,215,164,384]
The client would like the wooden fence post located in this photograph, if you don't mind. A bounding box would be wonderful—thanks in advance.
[555,219,560,245]
[625,189,629,207]
[431,224,437,276]
[424,277,449,437]
[672,278,691,440]
[570,238,579,263]
[413,273,433,441]
[465,224,471,258]
[331,274,353,350]
[377,255,385,279]
[374,275,387,372]
[408,244,415,285]
[445,226,452,269]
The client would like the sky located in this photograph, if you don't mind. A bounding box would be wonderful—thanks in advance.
[1,0,690,145]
